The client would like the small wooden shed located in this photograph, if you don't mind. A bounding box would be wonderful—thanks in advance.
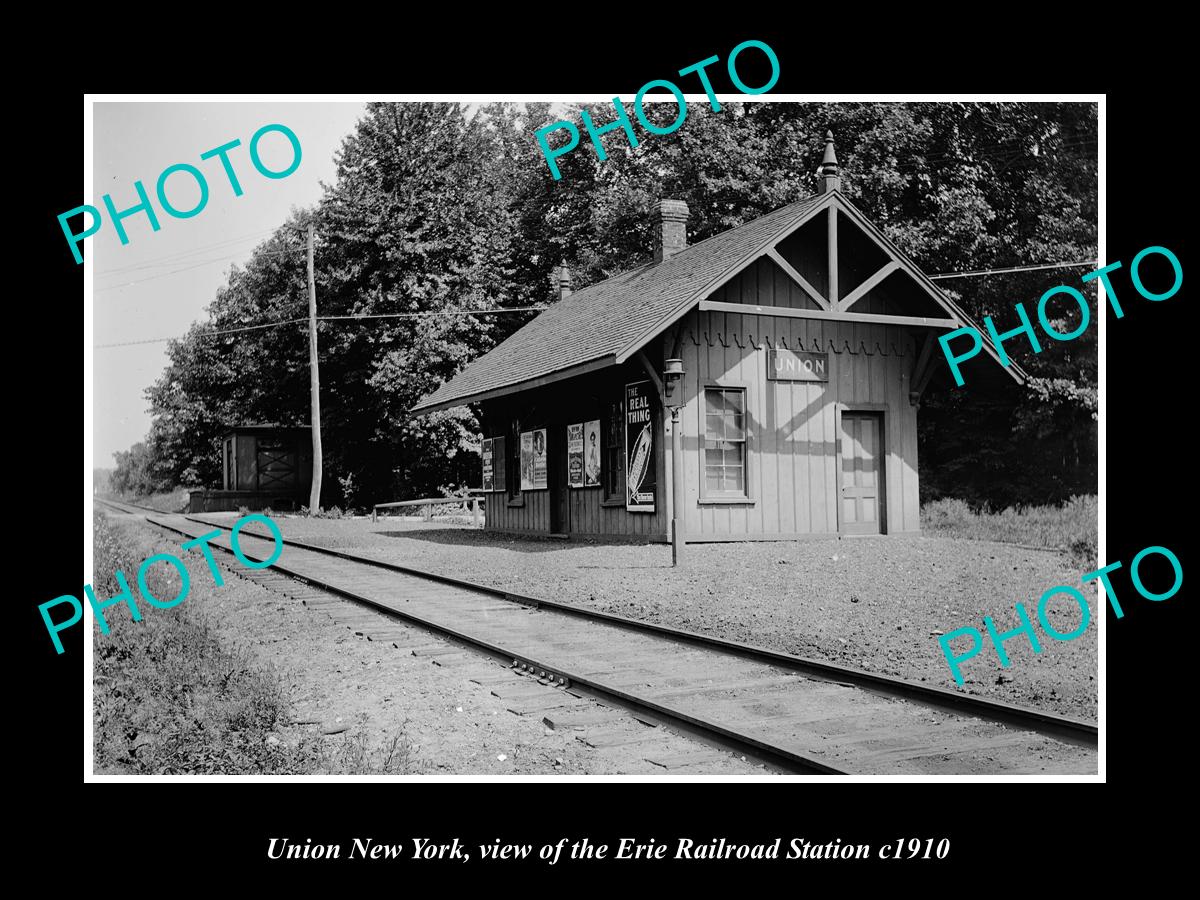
[412,136,1023,542]
[188,425,312,512]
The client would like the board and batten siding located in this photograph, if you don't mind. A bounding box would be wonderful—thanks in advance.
[674,257,922,540]
[479,365,669,541]
[472,246,927,541]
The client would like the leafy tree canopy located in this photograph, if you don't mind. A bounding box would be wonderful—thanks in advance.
[127,101,1096,508]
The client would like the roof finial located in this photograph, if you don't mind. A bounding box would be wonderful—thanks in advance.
[821,130,838,171]
[817,130,840,194]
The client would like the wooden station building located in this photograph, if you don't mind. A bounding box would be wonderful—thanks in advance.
[412,136,1023,542]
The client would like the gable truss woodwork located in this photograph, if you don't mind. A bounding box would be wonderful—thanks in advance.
[839,260,901,312]
[765,248,831,310]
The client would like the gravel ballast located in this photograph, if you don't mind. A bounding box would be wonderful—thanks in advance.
[228,516,1099,722]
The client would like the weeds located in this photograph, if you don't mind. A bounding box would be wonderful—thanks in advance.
[92,511,420,775]
[299,505,346,519]
[313,718,424,775]
[921,495,1098,565]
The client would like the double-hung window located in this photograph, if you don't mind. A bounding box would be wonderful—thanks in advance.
[703,387,747,497]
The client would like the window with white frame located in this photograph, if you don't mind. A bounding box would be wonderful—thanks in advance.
[703,387,747,496]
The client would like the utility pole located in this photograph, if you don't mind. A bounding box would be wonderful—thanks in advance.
[307,222,323,514]
[671,405,684,567]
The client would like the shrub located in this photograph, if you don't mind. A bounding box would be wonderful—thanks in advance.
[921,494,1097,564]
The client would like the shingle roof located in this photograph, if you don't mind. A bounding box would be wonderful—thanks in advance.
[412,195,827,413]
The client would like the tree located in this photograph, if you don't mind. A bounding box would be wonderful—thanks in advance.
[136,101,1097,508]
[144,103,528,507]
[510,100,1097,503]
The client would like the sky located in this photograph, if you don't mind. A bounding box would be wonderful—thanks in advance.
[91,101,367,467]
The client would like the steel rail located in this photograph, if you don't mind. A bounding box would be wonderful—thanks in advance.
[116,503,846,775]
[97,498,1098,749]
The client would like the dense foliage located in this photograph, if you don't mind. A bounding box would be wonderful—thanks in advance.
[124,101,1097,508]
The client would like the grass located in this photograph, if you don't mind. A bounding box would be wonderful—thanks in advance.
[315,722,419,775]
[92,510,421,775]
[920,495,1097,566]
[99,489,190,513]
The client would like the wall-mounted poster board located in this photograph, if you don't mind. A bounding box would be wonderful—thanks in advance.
[567,424,584,488]
[520,429,548,490]
[481,438,494,491]
[583,419,600,487]
[625,381,655,512]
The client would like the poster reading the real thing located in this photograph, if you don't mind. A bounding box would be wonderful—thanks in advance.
[625,382,655,512]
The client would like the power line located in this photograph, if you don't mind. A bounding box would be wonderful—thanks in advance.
[93,307,549,349]
[94,226,284,276]
[928,260,1095,280]
[94,247,297,292]
[95,319,308,348]
[95,255,1099,348]
[315,308,548,321]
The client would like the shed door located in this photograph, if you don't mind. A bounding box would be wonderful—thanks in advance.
[840,413,883,534]
[256,439,298,491]
[224,438,235,490]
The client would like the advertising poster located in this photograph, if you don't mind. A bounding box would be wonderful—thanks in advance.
[481,438,494,492]
[583,419,601,487]
[521,429,548,490]
[625,382,655,512]
[567,423,584,488]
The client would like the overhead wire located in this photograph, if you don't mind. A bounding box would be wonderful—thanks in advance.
[928,260,1095,280]
[94,246,298,292]
[94,253,1098,351]
[94,225,284,276]
[93,307,549,349]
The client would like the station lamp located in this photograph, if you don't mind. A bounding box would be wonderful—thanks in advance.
[663,358,685,407]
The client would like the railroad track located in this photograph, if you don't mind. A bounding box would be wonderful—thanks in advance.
[97,498,1098,775]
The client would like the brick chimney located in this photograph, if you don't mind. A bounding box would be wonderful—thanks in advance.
[551,263,572,300]
[656,199,689,262]
[816,130,840,194]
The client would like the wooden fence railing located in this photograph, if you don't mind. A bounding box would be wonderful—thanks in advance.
[372,494,485,526]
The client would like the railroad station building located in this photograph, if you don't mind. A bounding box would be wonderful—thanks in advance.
[412,137,1022,542]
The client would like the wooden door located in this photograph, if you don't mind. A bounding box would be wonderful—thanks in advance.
[256,439,299,491]
[840,413,883,534]
[550,425,569,534]
[223,438,235,490]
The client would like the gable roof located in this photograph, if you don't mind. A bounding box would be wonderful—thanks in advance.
[411,191,1024,414]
